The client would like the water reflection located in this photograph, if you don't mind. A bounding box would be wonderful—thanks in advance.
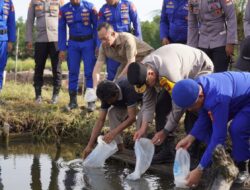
[0,142,173,190]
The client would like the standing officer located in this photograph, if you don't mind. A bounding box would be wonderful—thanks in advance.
[26,0,64,104]
[0,0,15,96]
[188,0,237,72]
[160,0,188,45]
[59,0,98,111]
[244,0,250,37]
[98,0,142,81]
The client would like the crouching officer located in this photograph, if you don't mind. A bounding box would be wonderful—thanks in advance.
[82,78,142,158]
[173,72,250,187]
[59,0,98,111]
[26,0,64,104]
[98,0,142,81]
[0,0,15,95]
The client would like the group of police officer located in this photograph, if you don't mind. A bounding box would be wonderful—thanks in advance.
[1,0,250,187]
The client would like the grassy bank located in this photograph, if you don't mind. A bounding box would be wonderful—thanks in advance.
[0,81,97,143]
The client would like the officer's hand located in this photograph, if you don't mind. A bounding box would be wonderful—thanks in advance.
[176,134,195,150]
[59,51,66,61]
[133,128,146,141]
[103,130,117,144]
[7,42,13,53]
[82,145,93,159]
[152,129,166,145]
[186,168,203,188]
[162,38,170,46]
[225,44,234,57]
[95,47,99,58]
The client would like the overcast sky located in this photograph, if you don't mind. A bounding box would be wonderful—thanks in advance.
[12,0,162,21]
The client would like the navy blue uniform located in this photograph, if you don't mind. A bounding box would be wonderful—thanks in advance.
[160,0,188,43]
[98,0,142,81]
[0,0,15,89]
[190,72,250,168]
[59,0,97,91]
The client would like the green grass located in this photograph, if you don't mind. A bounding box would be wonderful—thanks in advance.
[0,81,97,143]
[6,58,84,72]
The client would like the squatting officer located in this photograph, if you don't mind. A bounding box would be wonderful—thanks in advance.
[59,0,97,111]
[160,0,188,45]
[0,0,15,96]
[26,0,64,104]
[98,0,142,81]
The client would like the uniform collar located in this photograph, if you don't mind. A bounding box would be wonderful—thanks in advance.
[69,1,83,8]
[117,84,123,100]
[112,33,122,47]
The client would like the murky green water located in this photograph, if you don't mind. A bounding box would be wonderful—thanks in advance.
[0,142,174,190]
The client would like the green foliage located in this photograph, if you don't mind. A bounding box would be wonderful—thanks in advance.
[141,16,161,49]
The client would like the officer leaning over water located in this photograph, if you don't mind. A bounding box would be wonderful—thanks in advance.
[58,0,98,111]
[160,0,188,45]
[25,0,64,104]
[187,0,237,72]
[98,0,142,81]
[0,0,15,100]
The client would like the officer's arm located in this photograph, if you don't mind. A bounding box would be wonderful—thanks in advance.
[86,110,107,149]
[90,4,98,48]
[195,103,229,169]
[93,46,106,89]
[220,0,237,45]
[160,0,169,40]
[187,3,199,47]
[7,0,16,43]
[58,9,67,51]
[25,0,35,43]
[244,0,250,37]
[96,7,105,47]
[128,2,142,39]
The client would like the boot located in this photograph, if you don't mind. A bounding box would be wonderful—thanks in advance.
[67,91,78,110]
[235,160,249,184]
[87,101,96,112]
[152,136,175,164]
[34,86,42,104]
[51,86,60,104]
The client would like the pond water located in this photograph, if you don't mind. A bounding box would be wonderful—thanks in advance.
[0,142,175,190]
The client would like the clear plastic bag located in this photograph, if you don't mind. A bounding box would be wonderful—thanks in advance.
[173,148,190,188]
[83,135,118,168]
[126,138,155,180]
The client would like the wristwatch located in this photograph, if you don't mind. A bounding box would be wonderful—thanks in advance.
[197,164,204,171]
[163,128,170,136]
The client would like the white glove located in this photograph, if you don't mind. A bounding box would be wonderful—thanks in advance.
[84,88,97,102]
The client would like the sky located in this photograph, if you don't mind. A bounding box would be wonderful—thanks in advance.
[12,0,162,21]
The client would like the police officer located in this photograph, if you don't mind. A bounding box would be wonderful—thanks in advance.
[58,0,97,111]
[93,22,153,89]
[0,0,15,97]
[127,44,214,164]
[244,0,250,37]
[188,0,237,72]
[172,72,250,186]
[98,0,142,81]
[26,0,64,104]
[160,0,188,45]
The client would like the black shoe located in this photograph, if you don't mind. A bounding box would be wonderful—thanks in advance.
[67,91,78,110]
[87,101,96,112]
[152,146,175,164]
[35,95,42,104]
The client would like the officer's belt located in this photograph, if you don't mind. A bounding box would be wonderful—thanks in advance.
[0,29,7,35]
[69,35,92,42]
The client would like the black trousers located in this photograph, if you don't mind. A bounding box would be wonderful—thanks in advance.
[34,42,62,88]
[200,46,230,73]
[155,89,197,133]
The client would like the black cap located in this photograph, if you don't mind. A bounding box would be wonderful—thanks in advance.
[127,62,147,93]
[236,36,250,71]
